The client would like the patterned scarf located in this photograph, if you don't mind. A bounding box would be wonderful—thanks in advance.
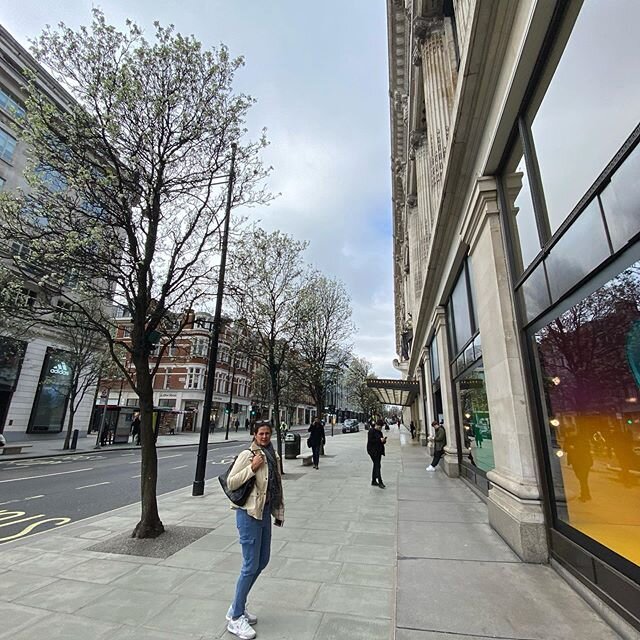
[260,441,282,510]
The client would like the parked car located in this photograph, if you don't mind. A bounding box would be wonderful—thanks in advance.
[341,419,360,433]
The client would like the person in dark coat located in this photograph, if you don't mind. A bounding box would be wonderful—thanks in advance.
[131,413,141,445]
[367,419,387,488]
[427,420,446,471]
[307,418,326,469]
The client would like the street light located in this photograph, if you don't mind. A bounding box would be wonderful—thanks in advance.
[192,143,237,497]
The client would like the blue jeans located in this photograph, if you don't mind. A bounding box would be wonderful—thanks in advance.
[231,505,272,618]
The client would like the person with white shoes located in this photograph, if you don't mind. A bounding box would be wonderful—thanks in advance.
[226,421,285,639]
[427,420,447,471]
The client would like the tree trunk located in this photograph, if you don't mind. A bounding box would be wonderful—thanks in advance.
[63,384,78,450]
[63,404,75,450]
[131,369,164,539]
[270,373,284,475]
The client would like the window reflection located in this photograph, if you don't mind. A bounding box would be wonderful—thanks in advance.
[520,261,550,324]
[534,259,640,566]
[450,269,472,353]
[545,198,611,302]
[456,365,494,473]
[600,142,640,252]
[503,152,540,272]
[530,0,640,233]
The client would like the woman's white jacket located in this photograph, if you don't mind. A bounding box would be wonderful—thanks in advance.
[227,441,285,523]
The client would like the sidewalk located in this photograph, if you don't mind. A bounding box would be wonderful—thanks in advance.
[0,429,623,640]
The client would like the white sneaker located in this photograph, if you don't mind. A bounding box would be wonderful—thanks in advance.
[426,465,436,471]
[226,614,256,639]
[227,606,257,625]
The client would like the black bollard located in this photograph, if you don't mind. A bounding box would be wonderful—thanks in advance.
[70,429,79,450]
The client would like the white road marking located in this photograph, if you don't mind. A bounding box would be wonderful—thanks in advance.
[131,474,141,479]
[158,454,182,460]
[128,461,139,464]
[0,468,93,484]
[75,482,110,490]
[0,495,44,506]
[171,465,188,470]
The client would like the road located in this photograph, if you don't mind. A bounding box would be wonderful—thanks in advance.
[0,441,246,544]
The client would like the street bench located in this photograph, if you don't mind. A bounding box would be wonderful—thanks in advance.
[1,444,33,456]
[296,452,313,466]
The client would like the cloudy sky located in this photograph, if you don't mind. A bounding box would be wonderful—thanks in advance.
[2,1,398,378]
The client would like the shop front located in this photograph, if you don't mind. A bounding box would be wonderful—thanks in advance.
[497,0,640,625]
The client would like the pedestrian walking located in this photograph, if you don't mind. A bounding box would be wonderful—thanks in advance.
[426,420,447,471]
[367,419,387,488]
[226,420,285,640]
[307,417,325,469]
[409,420,416,439]
[235,418,240,433]
[131,413,141,445]
[245,418,250,431]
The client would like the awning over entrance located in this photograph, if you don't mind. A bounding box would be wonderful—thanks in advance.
[366,378,419,406]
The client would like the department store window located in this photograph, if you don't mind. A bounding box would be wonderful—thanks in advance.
[528,0,640,234]
[600,141,640,253]
[455,363,494,473]
[502,143,541,273]
[533,257,640,568]
[430,337,440,383]
[448,261,477,355]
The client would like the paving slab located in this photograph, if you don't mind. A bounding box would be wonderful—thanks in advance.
[337,561,395,588]
[144,594,228,637]
[75,586,177,626]
[311,582,392,619]
[10,611,122,640]
[313,613,390,640]
[398,520,520,562]
[0,600,50,639]
[111,564,195,592]
[396,558,621,639]
[0,570,56,601]
[398,500,488,524]
[20,577,111,613]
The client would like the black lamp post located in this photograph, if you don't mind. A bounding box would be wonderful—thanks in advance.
[192,143,237,497]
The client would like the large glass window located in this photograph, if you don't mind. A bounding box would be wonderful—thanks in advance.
[449,266,474,354]
[534,259,640,567]
[530,0,640,233]
[28,348,74,433]
[502,145,540,272]
[455,364,494,473]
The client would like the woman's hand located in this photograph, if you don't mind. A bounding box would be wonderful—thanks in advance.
[250,452,265,472]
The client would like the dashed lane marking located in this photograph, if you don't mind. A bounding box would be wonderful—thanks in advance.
[0,495,44,507]
[158,454,182,460]
[75,482,111,490]
[171,465,188,470]
[0,468,93,484]
[131,474,141,479]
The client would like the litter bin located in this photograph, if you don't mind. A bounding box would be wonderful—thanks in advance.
[284,432,300,459]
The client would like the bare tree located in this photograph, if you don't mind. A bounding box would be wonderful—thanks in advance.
[0,11,271,537]
[295,273,355,417]
[345,356,382,418]
[229,228,308,467]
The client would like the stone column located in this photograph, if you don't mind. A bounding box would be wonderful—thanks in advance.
[465,178,548,563]
[432,307,460,477]
[418,351,432,447]
[414,16,458,208]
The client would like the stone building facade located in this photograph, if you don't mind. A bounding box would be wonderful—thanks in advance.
[387,0,639,631]
[0,25,96,441]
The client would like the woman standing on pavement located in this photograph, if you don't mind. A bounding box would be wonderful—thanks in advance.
[226,420,285,640]
[367,419,387,488]
[307,417,325,470]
